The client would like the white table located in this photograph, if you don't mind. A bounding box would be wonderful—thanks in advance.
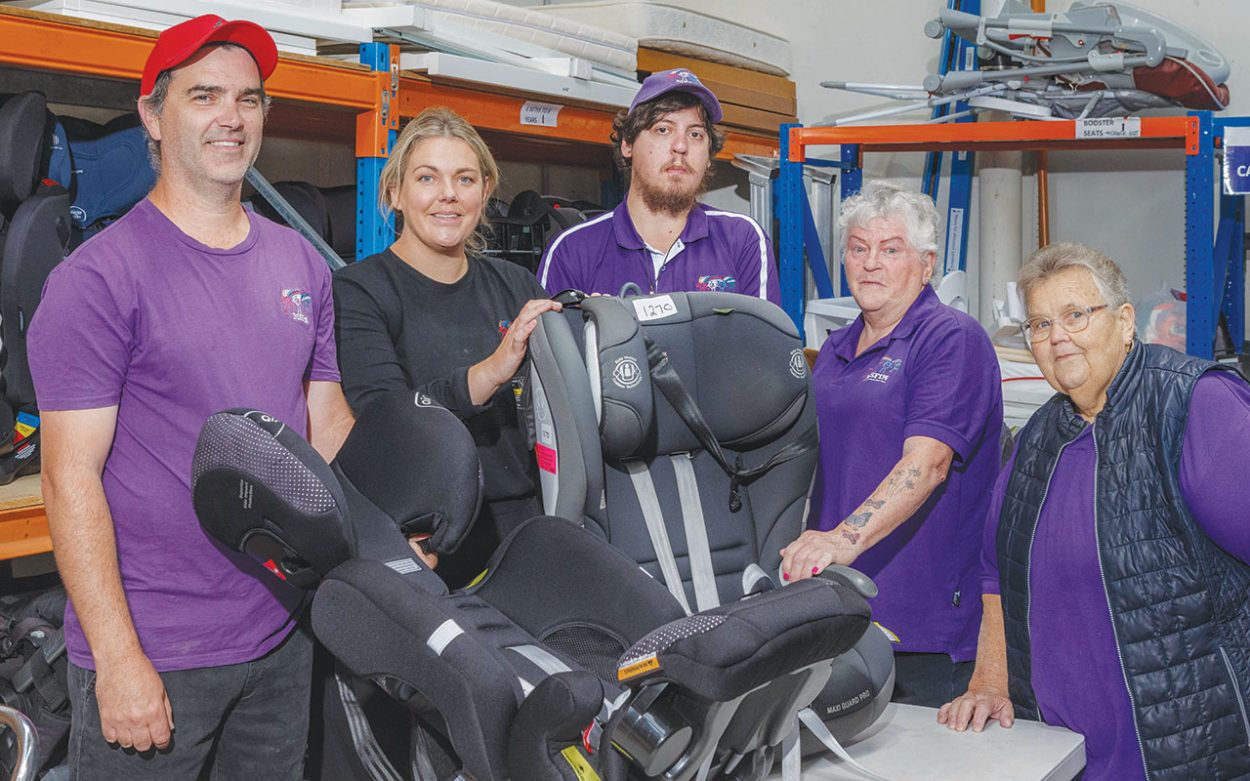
[772,704,1085,781]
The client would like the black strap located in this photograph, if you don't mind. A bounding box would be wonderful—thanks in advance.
[644,337,816,511]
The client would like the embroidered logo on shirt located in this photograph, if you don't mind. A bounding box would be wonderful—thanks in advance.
[498,319,513,338]
[789,349,807,379]
[696,275,737,292]
[864,355,902,384]
[280,288,312,325]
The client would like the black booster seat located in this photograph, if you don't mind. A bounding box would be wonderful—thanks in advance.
[192,391,879,781]
[526,292,895,755]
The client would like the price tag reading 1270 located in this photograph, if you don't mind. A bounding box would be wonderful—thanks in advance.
[633,295,678,322]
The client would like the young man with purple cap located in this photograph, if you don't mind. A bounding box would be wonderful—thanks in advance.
[28,14,354,779]
[537,69,780,304]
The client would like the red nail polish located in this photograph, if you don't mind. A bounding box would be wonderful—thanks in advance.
[811,567,820,575]
[782,572,790,581]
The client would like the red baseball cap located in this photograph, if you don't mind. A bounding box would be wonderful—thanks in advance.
[140,14,278,97]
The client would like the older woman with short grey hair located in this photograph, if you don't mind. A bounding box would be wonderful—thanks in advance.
[940,242,1250,780]
[782,181,1003,707]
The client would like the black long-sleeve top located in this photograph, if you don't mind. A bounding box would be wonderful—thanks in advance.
[333,250,548,501]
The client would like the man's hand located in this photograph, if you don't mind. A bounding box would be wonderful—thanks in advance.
[95,651,174,751]
[937,685,1015,732]
[780,528,863,581]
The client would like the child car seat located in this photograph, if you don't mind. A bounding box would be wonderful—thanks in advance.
[526,291,895,758]
[192,391,878,781]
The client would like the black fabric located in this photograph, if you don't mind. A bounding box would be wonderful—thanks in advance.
[0,92,49,215]
[192,409,351,583]
[617,579,870,703]
[476,516,686,655]
[1,181,72,410]
[508,671,608,781]
[312,559,538,781]
[0,586,69,777]
[888,652,973,708]
[434,494,538,590]
[997,343,1250,779]
[332,390,483,557]
[334,250,548,502]
[582,294,810,459]
[645,334,816,512]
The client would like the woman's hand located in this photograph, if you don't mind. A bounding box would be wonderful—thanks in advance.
[780,527,864,581]
[468,298,563,405]
[937,685,1015,732]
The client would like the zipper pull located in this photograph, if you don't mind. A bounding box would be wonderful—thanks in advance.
[952,590,961,607]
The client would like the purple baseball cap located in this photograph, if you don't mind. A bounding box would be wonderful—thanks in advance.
[629,68,723,124]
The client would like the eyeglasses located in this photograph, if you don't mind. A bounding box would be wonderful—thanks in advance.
[1021,305,1109,343]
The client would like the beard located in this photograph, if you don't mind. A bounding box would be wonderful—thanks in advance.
[632,163,711,216]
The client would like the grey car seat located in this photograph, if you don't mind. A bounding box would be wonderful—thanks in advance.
[192,391,881,781]
[526,291,895,759]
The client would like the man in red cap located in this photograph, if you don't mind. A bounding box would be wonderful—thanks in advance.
[537,68,779,305]
[28,14,354,779]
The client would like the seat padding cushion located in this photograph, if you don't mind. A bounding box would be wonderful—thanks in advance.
[0,92,49,214]
[616,579,870,702]
[192,408,351,577]
[583,293,809,460]
[332,390,483,555]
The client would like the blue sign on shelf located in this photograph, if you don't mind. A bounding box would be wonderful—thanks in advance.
[1222,127,1250,195]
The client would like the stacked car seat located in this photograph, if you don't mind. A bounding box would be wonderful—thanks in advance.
[0,93,158,486]
[485,190,605,272]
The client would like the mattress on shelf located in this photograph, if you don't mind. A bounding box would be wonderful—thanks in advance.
[343,0,637,74]
[530,1,791,77]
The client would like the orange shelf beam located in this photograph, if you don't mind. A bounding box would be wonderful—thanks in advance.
[788,116,1200,161]
[0,6,376,110]
[0,506,50,562]
[399,77,776,159]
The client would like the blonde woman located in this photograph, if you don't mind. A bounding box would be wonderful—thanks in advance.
[333,107,560,587]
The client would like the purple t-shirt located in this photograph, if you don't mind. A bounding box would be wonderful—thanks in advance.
[536,201,781,305]
[28,199,340,672]
[981,372,1250,781]
[810,285,1002,661]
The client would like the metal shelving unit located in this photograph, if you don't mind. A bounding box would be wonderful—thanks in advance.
[0,4,784,559]
[777,114,1246,360]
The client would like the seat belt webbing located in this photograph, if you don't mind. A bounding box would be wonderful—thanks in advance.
[795,707,895,781]
[625,459,693,614]
[644,336,817,511]
[670,453,720,611]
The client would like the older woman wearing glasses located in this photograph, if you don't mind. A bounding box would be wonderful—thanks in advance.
[781,182,1003,707]
[939,242,1250,780]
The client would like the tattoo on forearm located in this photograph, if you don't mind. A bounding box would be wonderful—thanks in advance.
[840,528,861,545]
[846,511,872,528]
[864,499,885,509]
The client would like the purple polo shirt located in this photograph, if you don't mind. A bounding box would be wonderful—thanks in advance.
[537,201,781,305]
[810,285,1002,661]
[29,199,340,673]
[981,372,1250,781]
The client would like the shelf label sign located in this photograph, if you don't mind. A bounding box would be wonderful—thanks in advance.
[1222,126,1250,194]
[1074,117,1141,139]
[521,101,563,128]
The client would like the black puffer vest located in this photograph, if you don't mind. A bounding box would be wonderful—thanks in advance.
[997,342,1250,780]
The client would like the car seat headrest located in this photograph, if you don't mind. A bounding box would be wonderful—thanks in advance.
[331,390,484,556]
[581,293,810,461]
[192,408,351,586]
[0,92,51,216]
